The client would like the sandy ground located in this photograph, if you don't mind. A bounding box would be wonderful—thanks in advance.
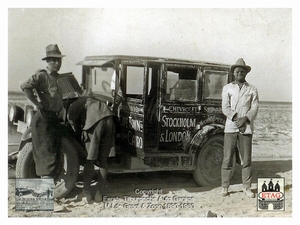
[7,102,293,218]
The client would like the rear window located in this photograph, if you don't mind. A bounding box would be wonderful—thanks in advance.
[203,70,228,100]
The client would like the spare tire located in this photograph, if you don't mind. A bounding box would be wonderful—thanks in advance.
[16,137,79,199]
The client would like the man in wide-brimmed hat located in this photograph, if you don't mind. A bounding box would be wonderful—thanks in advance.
[221,58,259,198]
[20,44,66,211]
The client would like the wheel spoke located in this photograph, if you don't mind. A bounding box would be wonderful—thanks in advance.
[193,135,224,186]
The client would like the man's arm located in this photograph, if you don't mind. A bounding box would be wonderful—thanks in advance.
[21,71,46,110]
[221,85,236,121]
[23,89,44,110]
[245,87,259,122]
[236,87,259,128]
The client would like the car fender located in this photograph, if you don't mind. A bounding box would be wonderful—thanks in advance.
[187,124,224,156]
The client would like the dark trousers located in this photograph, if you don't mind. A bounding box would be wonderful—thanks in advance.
[221,133,253,188]
[31,110,61,177]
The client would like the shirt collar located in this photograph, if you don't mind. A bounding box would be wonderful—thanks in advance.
[46,67,58,76]
[232,80,249,86]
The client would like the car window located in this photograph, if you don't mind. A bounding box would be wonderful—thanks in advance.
[203,70,228,100]
[166,66,199,102]
[126,66,144,96]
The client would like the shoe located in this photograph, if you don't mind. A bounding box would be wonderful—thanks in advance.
[95,190,102,203]
[221,187,229,197]
[77,190,92,203]
[53,201,65,212]
[243,188,255,198]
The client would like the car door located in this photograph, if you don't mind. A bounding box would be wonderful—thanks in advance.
[118,62,147,158]
[158,63,202,151]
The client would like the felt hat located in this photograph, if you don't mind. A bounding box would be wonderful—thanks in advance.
[230,58,251,73]
[42,44,65,60]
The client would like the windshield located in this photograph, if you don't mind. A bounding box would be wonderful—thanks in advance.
[85,67,114,98]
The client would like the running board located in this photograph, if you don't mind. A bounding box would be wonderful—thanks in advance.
[108,152,194,173]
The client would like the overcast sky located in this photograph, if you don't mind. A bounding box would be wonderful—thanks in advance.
[7,8,292,102]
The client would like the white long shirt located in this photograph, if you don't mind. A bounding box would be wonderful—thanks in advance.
[221,81,259,134]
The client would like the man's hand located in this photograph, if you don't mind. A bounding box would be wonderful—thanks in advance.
[23,89,45,110]
[236,116,248,128]
[36,102,45,110]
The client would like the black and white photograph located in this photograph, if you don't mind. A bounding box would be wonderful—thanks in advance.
[4,2,297,221]
[15,178,54,211]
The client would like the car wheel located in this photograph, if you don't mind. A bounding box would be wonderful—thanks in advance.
[16,137,79,199]
[193,134,224,186]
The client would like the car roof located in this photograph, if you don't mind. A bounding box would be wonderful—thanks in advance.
[76,55,230,69]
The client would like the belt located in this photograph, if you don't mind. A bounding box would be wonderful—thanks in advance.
[40,110,60,117]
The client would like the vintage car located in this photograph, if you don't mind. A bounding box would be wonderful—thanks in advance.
[15,188,34,197]
[13,55,233,198]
